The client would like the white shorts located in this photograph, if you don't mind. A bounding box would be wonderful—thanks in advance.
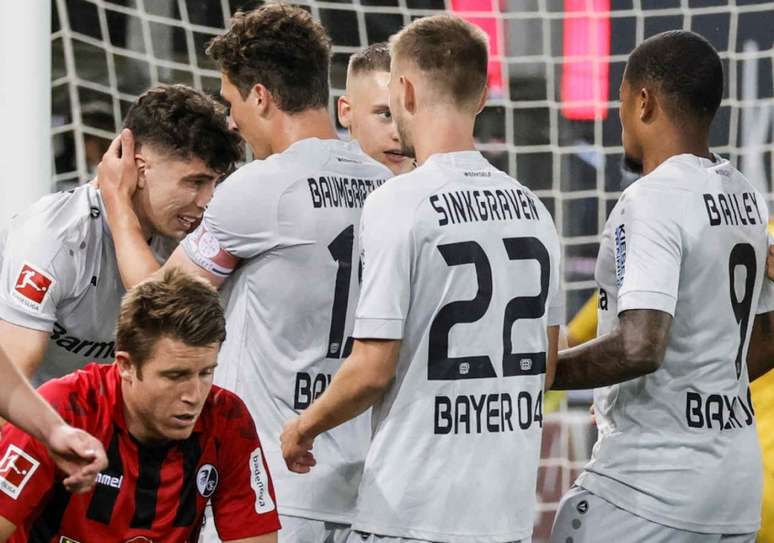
[280,514,351,543]
[347,531,528,543]
[198,508,348,543]
[549,486,756,543]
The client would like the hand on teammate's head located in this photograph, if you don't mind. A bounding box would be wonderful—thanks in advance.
[280,417,317,474]
[96,128,139,202]
[45,423,108,494]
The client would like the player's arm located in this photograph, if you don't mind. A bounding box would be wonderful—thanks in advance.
[552,309,671,389]
[748,311,774,381]
[544,325,560,390]
[282,338,400,472]
[0,321,48,379]
[225,535,278,543]
[768,244,774,281]
[0,516,16,542]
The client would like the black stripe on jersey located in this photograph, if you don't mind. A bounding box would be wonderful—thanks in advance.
[87,428,123,524]
[28,483,71,542]
[174,435,203,527]
[131,443,171,528]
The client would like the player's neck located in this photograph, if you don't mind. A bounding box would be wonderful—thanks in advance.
[270,107,338,155]
[641,127,711,176]
[130,191,156,241]
[412,111,477,165]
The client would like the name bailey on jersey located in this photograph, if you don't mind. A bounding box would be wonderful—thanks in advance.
[429,187,541,226]
[307,176,387,209]
[702,190,763,227]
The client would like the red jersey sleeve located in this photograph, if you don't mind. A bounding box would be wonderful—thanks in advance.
[210,391,281,540]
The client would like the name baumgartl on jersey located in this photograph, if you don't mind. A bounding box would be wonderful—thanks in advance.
[307,176,387,209]
[428,186,540,227]
[685,387,755,430]
[702,190,764,227]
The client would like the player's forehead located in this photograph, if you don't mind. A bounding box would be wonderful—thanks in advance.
[349,70,391,103]
[141,143,216,179]
[143,336,219,371]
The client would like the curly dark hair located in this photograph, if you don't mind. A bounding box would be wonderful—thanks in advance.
[123,84,242,175]
[206,4,332,113]
[625,30,723,127]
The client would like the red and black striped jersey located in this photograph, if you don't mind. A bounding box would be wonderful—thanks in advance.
[0,363,281,542]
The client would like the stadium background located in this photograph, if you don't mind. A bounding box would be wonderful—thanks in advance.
[17,0,774,540]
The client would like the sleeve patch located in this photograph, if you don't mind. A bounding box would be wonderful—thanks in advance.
[0,445,41,499]
[614,224,627,287]
[12,263,55,311]
[181,222,238,278]
[249,448,275,514]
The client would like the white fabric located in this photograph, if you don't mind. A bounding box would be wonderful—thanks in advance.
[351,151,563,542]
[188,138,392,523]
[0,185,173,384]
[582,154,770,534]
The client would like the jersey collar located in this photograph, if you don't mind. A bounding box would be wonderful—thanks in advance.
[424,150,489,170]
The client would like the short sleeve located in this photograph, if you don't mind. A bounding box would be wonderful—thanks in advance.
[0,225,77,332]
[211,394,280,540]
[616,187,683,316]
[198,163,283,260]
[545,221,564,326]
[352,189,413,339]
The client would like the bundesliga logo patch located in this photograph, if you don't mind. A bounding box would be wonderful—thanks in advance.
[13,262,54,311]
[0,445,40,500]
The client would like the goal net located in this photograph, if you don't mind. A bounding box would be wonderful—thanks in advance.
[51,0,774,537]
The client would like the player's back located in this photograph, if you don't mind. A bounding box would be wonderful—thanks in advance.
[584,154,769,533]
[203,137,391,521]
[352,151,562,542]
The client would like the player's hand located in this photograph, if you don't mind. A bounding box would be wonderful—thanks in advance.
[96,128,138,203]
[768,244,774,281]
[46,424,108,494]
[280,417,316,474]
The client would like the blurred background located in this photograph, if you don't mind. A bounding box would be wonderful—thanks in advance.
[9,0,774,539]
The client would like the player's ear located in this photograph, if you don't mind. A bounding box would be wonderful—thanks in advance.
[639,87,655,123]
[402,75,416,116]
[475,86,488,114]
[251,83,272,117]
[115,351,135,382]
[338,95,352,129]
[134,153,147,190]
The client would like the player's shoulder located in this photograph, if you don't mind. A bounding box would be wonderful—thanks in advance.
[5,184,102,253]
[202,385,256,434]
[37,363,115,426]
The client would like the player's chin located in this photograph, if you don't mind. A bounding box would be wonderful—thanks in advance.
[162,418,198,440]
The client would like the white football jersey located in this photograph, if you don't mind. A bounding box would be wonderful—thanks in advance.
[578,153,773,533]
[0,185,174,384]
[182,138,392,523]
[350,151,563,542]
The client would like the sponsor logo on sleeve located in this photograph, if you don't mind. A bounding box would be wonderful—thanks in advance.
[614,224,626,287]
[0,445,40,499]
[249,448,275,514]
[13,263,54,311]
[196,464,218,498]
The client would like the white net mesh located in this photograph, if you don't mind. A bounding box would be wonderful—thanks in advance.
[51,0,774,537]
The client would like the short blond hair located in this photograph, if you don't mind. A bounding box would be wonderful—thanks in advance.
[389,15,488,110]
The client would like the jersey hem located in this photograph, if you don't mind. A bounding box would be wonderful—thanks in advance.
[353,317,404,339]
[617,290,676,316]
[351,521,532,543]
[577,471,760,534]
[279,505,354,525]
